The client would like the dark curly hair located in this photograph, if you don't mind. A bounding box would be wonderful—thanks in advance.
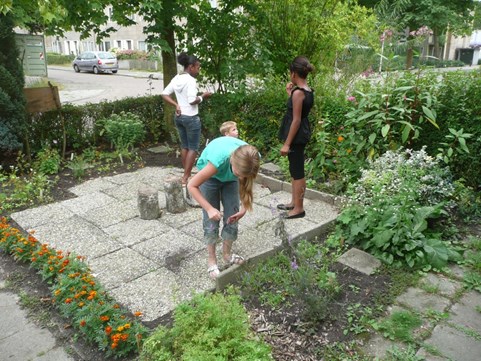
[289,56,314,79]
[177,52,199,69]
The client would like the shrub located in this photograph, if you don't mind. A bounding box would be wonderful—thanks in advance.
[33,146,62,175]
[99,111,146,152]
[0,14,27,153]
[330,148,461,269]
[140,290,272,361]
[46,52,76,65]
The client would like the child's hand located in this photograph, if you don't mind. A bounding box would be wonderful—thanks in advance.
[286,82,294,95]
[227,208,246,224]
[207,208,222,221]
[202,91,213,99]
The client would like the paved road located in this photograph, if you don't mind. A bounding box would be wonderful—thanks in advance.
[46,66,164,105]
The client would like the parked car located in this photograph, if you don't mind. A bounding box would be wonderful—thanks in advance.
[72,51,118,74]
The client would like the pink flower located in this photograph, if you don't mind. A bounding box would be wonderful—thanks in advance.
[347,96,356,102]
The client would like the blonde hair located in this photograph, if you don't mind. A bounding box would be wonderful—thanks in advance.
[230,145,260,211]
[220,121,237,136]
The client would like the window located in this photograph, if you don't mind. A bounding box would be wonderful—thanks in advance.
[126,40,132,50]
[138,41,147,51]
[82,41,95,51]
[104,41,111,52]
[108,7,114,22]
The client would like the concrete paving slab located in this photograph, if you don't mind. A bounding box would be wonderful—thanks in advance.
[415,348,449,360]
[241,204,278,229]
[132,229,204,266]
[449,291,481,331]
[135,167,183,188]
[423,324,481,361]
[109,269,184,322]
[32,216,121,260]
[337,248,382,275]
[395,287,451,314]
[419,273,463,298]
[161,207,203,229]
[361,334,404,360]
[253,182,274,199]
[105,171,142,185]
[104,217,173,246]
[10,203,75,230]
[61,191,117,214]
[447,264,467,280]
[88,248,160,289]
[68,177,117,196]
[0,293,74,361]
[102,180,153,202]
[82,200,138,228]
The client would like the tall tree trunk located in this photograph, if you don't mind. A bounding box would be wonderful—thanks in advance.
[406,46,414,70]
[444,30,452,61]
[160,1,178,142]
[433,30,440,59]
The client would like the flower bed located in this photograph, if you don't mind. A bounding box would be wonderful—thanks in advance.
[0,217,148,358]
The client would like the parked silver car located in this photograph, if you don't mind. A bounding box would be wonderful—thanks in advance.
[72,51,118,74]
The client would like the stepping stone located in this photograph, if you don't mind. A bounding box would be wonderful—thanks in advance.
[337,247,381,275]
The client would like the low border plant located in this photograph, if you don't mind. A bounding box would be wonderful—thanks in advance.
[0,217,148,358]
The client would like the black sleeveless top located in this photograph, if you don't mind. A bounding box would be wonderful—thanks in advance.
[279,87,314,144]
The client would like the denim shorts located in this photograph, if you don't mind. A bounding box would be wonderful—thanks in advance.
[175,114,201,151]
[200,177,240,245]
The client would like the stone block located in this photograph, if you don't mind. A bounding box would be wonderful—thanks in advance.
[164,176,186,213]
[138,185,161,220]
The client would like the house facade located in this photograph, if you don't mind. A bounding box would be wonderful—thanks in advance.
[44,7,150,55]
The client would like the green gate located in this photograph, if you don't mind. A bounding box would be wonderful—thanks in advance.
[15,34,47,77]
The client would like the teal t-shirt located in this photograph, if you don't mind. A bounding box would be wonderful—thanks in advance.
[196,136,247,182]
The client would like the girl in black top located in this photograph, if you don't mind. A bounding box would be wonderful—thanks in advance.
[278,56,314,219]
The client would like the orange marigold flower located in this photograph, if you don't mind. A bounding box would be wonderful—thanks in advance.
[121,334,129,341]
[117,326,124,332]
[347,149,352,154]
[31,257,37,262]
[111,342,118,349]
[78,302,85,308]
[124,323,131,329]
[134,312,142,317]
[105,326,112,335]
[65,298,73,304]
[337,136,344,142]
[100,316,110,322]
[54,290,61,296]
[113,304,120,309]
[80,320,86,327]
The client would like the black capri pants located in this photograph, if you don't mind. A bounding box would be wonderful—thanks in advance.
[287,143,306,180]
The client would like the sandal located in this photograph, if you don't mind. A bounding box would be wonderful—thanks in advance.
[207,265,220,279]
[227,253,245,266]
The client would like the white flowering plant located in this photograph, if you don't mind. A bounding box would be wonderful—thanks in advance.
[331,147,462,269]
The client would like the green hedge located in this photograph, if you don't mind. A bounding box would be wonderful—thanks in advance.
[26,95,165,153]
[47,52,76,65]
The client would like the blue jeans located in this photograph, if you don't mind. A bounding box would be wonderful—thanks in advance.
[175,114,201,151]
[200,178,239,245]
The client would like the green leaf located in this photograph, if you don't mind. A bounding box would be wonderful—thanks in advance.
[373,229,395,248]
[369,133,376,144]
[401,125,411,143]
[381,124,390,138]
[357,110,380,121]
[458,138,469,153]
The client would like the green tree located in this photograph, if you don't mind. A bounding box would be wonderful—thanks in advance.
[255,0,378,75]
[0,13,27,153]
[376,0,476,67]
